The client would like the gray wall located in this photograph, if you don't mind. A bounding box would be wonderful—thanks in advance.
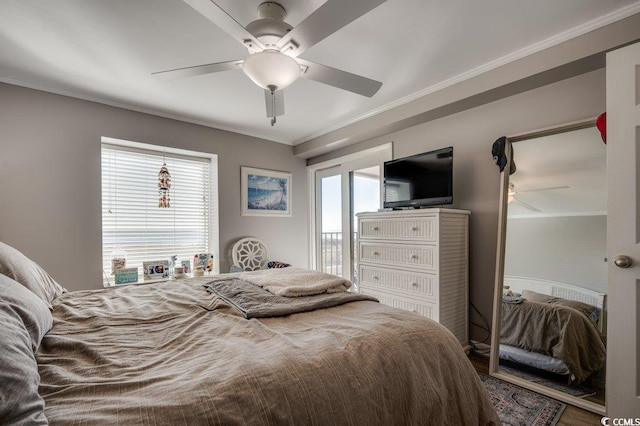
[0,66,609,342]
[0,82,308,291]
[307,68,606,341]
[504,216,607,292]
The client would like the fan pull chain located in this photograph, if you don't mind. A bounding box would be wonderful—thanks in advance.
[270,88,277,126]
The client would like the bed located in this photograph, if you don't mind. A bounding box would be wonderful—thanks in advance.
[499,275,606,383]
[0,242,499,425]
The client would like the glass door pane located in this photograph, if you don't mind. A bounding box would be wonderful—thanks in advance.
[312,147,390,283]
[351,166,381,288]
[320,174,343,277]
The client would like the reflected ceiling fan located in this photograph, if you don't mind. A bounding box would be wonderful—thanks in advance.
[508,182,569,212]
[153,0,387,125]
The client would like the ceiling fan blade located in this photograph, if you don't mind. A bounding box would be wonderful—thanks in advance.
[516,185,570,193]
[297,59,382,97]
[182,0,265,52]
[512,197,542,212]
[277,0,387,57]
[152,60,243,80]
[265,89,284,118]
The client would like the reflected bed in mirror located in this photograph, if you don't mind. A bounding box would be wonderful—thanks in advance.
[490,119,607,414]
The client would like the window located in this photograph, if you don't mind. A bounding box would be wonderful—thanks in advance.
[101,139,218,285]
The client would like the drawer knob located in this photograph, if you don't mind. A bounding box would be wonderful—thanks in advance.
[372,275,379,280]
[411,227,418,231]
[411,282,418,287]
[372,226,379,231]
[410,254,418,259]
[373,251,379,256]
[411,309,418,313]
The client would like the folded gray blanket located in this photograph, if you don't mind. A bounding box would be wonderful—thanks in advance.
[205,278,378,318]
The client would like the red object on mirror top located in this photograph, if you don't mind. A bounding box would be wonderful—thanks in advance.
[596,112,606,144]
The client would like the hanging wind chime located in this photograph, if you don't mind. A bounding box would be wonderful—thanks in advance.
[158,160,171,208]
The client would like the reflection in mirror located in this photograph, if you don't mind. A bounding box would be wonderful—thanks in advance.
[490,122,607,413]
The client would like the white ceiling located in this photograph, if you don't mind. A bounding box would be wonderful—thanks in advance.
[1,0,639,146]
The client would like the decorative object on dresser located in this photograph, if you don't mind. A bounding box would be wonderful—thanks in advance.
[357,208,470,347]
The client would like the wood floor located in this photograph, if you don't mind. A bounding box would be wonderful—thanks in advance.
[469,353,603,426]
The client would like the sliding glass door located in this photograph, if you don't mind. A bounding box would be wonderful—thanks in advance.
[311,146,390,288]
[350,166,381,286]
[317,168,343,277]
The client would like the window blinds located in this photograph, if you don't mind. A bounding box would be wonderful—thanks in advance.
[101,143,211,285]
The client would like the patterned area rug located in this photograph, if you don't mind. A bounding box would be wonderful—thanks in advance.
[479,373,566,426]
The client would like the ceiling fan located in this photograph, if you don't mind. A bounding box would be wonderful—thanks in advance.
[152,0,387,126]
[508,182,570,212]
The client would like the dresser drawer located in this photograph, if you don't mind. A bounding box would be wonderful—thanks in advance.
[359,265,437,301]
[360,285,437,320]
[359,216,437,241]
[359,242,436,271]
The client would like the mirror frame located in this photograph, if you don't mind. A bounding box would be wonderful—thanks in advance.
[488,117,605,415]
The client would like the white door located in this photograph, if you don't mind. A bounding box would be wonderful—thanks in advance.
[606,41,640,418]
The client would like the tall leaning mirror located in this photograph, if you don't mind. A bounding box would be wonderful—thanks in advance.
[489,119,607,415]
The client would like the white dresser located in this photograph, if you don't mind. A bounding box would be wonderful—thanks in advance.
[356,208,470,346]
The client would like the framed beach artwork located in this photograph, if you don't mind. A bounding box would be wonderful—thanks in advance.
[241,167,292,217]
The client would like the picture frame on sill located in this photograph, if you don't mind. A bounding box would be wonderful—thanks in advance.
[143,260,170,280]
[241,167,291,217]
[115,268,139,285]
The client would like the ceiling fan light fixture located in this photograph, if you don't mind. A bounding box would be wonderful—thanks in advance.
[242,50,301,91]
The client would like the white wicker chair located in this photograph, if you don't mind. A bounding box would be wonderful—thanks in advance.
[231,237,269,271]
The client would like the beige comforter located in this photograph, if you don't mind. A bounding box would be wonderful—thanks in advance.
[501,300,606,382]
[37,276,499,425]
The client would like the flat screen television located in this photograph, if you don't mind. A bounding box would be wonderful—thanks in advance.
[383,147,453,209]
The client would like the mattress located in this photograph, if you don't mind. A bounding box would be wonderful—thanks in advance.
[499,344,571,375]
